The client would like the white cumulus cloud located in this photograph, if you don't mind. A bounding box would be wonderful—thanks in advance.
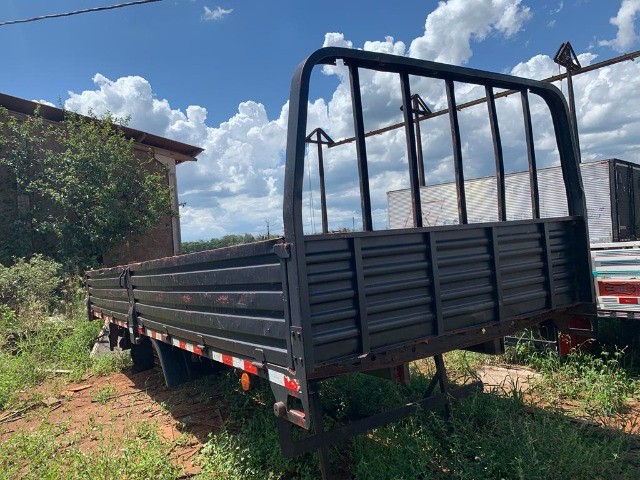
[58,0,640,240]
[599,0,640,52]
[408,0,532,64]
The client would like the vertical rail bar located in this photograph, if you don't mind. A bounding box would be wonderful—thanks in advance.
[566,71,582,164]
[542,222,556,310]
[348,64,373,231]
[352,237,371,355]
[427,232,443,336]
[400,72,423,228]
[413,96,426,187]
[445,79,467,225]
[485,86,507,222]
[490,227,504,320]
[521,90,540,219]
[316,131,329,234]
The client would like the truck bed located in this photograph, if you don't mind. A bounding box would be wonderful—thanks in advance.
[88,216,590,377]
[87,47,594,438]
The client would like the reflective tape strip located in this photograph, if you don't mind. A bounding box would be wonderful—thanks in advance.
[598,296,640,305]
[170,338,203,356]
[268,370,300,393]
[108,318,127,328]
[146,328,168,342]
[136,327,262,378]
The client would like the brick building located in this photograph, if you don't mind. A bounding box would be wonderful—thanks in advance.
[0,92,203,267]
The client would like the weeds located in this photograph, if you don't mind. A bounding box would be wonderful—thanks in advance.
[90,351,132,376]
[0,255,62,325]
[91,386,116,404]
[0,421,180,480]
[194,373,318,480]
[350,391,638,480]
[525,349,638,416]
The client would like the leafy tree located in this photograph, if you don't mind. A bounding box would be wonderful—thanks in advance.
[0,107,174,271]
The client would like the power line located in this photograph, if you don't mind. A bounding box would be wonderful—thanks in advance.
[0,0,163,27]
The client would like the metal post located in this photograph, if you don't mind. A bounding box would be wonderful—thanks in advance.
[305,128,334,234]
[485,86,506,221]
[400,73,423,228]
[566,71,581,163]
[348,64,373,231]
[309,386,332,479]
[413,96,426,187]
[316,131,328,234]
[553,41,582,163]
[521,90,541,219]
[445,79,467,225]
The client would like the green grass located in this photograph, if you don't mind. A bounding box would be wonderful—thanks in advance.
[2,278,640,480]
[350,391,638,480]
[0,421,180,480]
[190,364,640,480]
[91,385,116,405]
[0,316,101,409]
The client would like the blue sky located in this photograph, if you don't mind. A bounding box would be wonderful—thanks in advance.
[1,1,640,240]
[0,1,624,125]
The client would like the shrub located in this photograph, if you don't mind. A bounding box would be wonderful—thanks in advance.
[0,255,62,323]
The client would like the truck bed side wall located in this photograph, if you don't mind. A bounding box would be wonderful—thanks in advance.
[86,239,290,368]
[304,218,590,369]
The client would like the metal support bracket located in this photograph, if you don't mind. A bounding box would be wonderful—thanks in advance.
[276,357,482,480]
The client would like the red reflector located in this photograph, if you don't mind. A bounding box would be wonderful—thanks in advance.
[620,297,638,305]
[283,376,300,392]
[243,361,258,374]
[137,326,145,335]
[222,354,233,366]
[598,281,640,297]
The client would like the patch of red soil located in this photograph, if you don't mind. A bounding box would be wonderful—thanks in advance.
[0,368,226,476]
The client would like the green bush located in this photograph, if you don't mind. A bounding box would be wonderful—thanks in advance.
[0,255,62,322]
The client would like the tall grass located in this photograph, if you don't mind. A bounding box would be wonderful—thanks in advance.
[0,313,101,408]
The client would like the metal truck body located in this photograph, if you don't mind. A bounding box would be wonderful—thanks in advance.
[86,47,594,467]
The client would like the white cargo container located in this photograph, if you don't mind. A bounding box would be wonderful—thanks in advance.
[387,158,640,244]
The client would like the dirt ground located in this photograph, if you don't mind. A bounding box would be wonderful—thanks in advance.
[0,367,224,477]
[2,363,640,477]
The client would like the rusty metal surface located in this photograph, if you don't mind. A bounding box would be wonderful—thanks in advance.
[86,239,289,365]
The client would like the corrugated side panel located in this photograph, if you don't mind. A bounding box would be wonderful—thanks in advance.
[305,219,585,368]
[437,228,496,331]
[87,239,289,367]
[387,161,613,243]
[86,267,128,323]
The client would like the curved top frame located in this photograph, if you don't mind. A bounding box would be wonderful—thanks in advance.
[282,46,585,242]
